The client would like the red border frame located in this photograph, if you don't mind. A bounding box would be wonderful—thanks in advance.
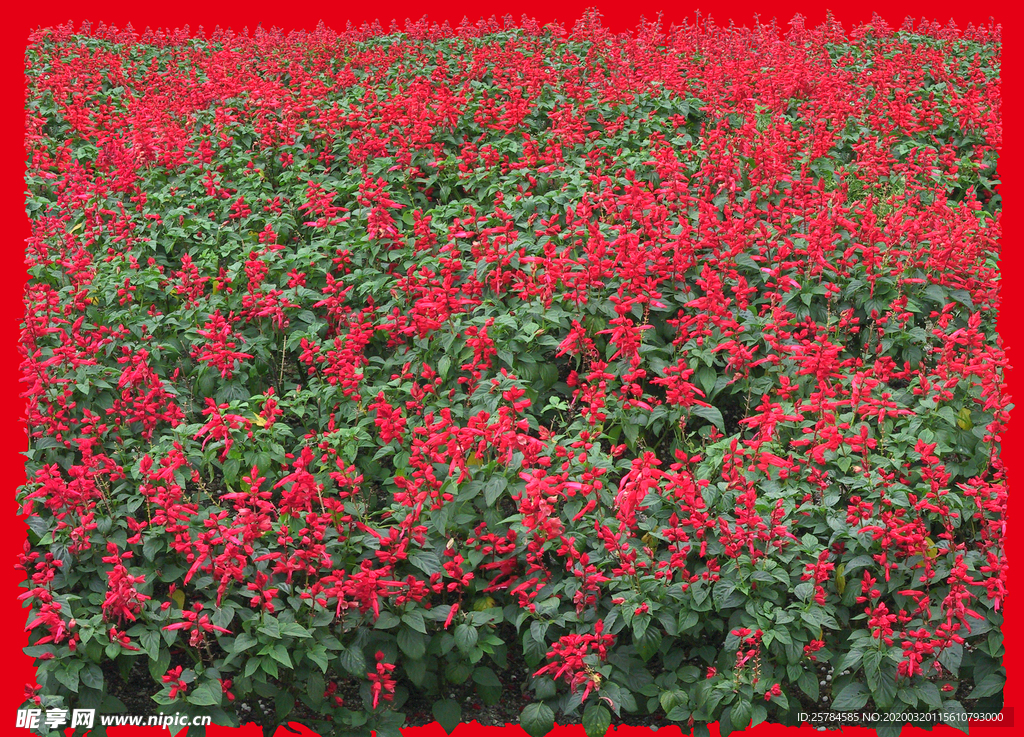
[1,2,1018,736]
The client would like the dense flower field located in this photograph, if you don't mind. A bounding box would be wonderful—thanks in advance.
[17,11,1004,737]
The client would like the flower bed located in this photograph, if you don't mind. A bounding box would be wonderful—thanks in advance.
[18,11,1004,737]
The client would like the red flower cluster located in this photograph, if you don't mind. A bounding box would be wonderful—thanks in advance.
[16,11,1004,734]
[534,621,616,702]
[368,652,397,709]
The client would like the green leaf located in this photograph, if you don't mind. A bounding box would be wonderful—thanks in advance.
[484,476,507,506]
[402,609,428,634]
[307,671,325,707]
[187,680,223,707]
[635,627,662,662]
[340,646,367,676]
[719,705,735,737]
[836,648,863,674]
[433,699,462,734]
[374,611,401,629]
[276,690,295,721]
[967,672,1005,699]
[524,630,547,666]
[800,606,838,630]
[631,613,650,640]
[139,630,160,660]
[307,645,330,673]
[712,580,745,609]
[446,660,472,685]
[876,715,903,737]
[258,617,281,639]
[938,406,959,426]
[280,622,312,638]
[623,421,639,446]
[863,649,883,691]
[601,682,625,716]
[534,677,557,700]
[405,656,427,687]
[730,698,752,731]
[233,632,258,653]
[798,671,819,702]
[660,689,687,715]
[81,663,103,691]
[148,647,171,682]
[941,700,970,734]
[409,550,442,576]
[582,702,612,737]
[397,626,426,660]
[521,701,555,737]
[454,623,478,654]
[831,682,869,711]
[938,643,963,676]
[697,366,717,395]
[270,643,293,667]
[473,666,502,689]
[54,666,79,693]
[872,665,897,710]
[691,405,725,431]
[918,681,942,709]
[244,657,261,679]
